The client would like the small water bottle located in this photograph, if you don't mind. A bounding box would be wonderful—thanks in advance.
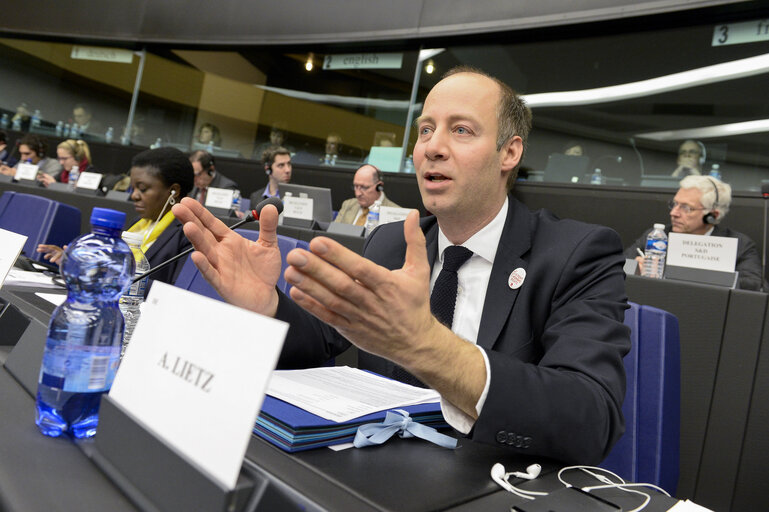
[150,137,162,149]
[364,200,381,236]
[12,116,22,131]
[63,122,71,138]
[0,113,8,129]
[709,163,721,181]
[590,168,603,185]
[119,231,150,358]
[68,164,80,190]
[105,126,114,144]
[331,153,337,166]
[205,140,214,152]
[35,208,133,439]
[231,189,241,213]
[323,153,331,165]
[70,122,80,138]
[55,120,64,136]
[403,155,414,173]
[31,109,41,128]
[642,223,668,279]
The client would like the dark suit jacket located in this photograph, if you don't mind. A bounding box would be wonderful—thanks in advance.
[189,172,239,200]
[132,218,192,295]
[275,195,630,464]
[624,224,764,290]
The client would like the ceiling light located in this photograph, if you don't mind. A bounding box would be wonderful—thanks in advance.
[425,59,435,74]
[636,119,769,141]
[305,53,314,72]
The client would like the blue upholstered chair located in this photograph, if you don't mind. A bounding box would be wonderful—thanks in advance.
[173,228,309,300]
[601,301,681,493]
[0,191,81,263]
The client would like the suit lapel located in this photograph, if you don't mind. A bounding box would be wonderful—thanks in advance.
[476,197,531,351]
[143,220,177,262]
[422,216,439,269]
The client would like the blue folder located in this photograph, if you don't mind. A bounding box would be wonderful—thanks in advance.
[254,395,448,453]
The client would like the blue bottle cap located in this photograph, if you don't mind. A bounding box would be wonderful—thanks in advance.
[90,207,126,229]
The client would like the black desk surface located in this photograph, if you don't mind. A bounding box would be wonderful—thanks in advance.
[0,286,681,512]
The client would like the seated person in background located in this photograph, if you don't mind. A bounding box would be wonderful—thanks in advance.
[562,140,586,156]
[672,139,705,178]
[194,122,222,147]
[334,164,401,226]
[39,147,194,290]
[38,139,94,187]
[174,66,630,464]
[0,130,17,166]
[188,150,239,204]
[624,175,764,290]
[0,133,61,177]
[10,103,31,132]
[253,123,294,159]
[72,103,102,136]
[322,132,342,163]
[251,146,291,203]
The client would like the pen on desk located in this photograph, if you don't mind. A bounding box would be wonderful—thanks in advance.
[636,248,645,258]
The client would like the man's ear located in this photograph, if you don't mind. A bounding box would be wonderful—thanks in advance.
[500,135,523,173]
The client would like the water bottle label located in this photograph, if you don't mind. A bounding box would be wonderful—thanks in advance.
[645,239,667,252]
[127,275,147,297]
[368,212,379,222]
[40,343,120,392]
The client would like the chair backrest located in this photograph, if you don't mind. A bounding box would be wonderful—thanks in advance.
[0,191,82,263]
[173,228,309,301]
[602,301,681,494]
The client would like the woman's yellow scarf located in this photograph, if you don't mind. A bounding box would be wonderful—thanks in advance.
[128,210,175,253]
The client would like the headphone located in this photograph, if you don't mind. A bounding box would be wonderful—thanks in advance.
[22,135,45,158]
[490,463,546,500]
[703,177,720,225]
[265,164,271,176]
[370,165,384,191]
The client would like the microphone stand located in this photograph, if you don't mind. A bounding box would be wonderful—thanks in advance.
[762,183,769,292]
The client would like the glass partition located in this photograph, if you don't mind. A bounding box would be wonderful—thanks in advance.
[1,11,768,190]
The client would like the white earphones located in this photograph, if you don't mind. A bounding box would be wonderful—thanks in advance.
[490,463,546,500]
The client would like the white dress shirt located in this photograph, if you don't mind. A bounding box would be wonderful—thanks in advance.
[431,197,509,433]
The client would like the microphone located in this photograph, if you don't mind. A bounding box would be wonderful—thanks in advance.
[131,196,283,284]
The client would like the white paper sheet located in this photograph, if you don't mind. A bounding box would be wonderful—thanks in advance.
[267,366,440,422]
[0,229,27,290]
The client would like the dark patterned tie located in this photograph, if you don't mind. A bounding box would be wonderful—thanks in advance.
[391,245,473,387]
[430,245,474,328]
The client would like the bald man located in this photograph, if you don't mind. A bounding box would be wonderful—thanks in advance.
[334,164,401,226]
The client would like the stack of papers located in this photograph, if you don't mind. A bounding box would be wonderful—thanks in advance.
[254,367,448,452]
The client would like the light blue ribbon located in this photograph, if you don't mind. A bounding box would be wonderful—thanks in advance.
[353,409,457,449]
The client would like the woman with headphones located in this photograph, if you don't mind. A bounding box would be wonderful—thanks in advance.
[38,147,195,292]
[0,133,62,177]
[37,139,95,187]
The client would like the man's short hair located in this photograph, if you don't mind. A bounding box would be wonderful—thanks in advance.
[189,149,215,172]
[679,175,731,222]
[358,164,382,184]
[19,133,47,157]
[441,66,532,188]
[263,146,291,168]
[132,147,195,197]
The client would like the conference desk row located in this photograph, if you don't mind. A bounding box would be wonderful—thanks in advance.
[0,285,678,512]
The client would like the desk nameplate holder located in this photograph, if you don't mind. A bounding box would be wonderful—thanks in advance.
[664,265,739,288]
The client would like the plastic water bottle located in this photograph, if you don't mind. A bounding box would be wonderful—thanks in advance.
[590,168,603,185]
[364,200,381,236]
[150,137,162,149]
[31,109,41,128]
[403,156,414,173]
[70,122,80,138]
[642,223,668,279]
[55,121,64,136]
[105,126,114,144]
[63,122,71,138]
[68,164,80,190]
[12,116,22,131]
[331,153,337,166]
[119,231,149,358]
[709,164,722,181]
[35,208,133,439]
[323,153,331,165]
[231,189,241,213]
[0,113,8,129]
[206,140,214,152]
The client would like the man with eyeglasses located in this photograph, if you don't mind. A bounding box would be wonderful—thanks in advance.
[625,175,764,290]
[334,164,400,226]
[672,139,706,178]
[188,150,239,204]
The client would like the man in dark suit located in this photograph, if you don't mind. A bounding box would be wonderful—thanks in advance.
[188,150,239,204]
[173,67,630,464]
[625,175,764,290]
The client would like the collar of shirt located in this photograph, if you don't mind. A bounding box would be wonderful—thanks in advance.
[704,226,715,236]
[262,184,279,198]
[435,196,508,269]
[354,191,385,224]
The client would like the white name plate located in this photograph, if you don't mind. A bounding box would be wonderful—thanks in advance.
[0,228,28,290]
[283,196,314,220]
[76,171,103,190]
[204,187,235,209]
[667,232,738,273]
[379,206,415,225]
[15,162,39,181]
[108,282,288,490]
